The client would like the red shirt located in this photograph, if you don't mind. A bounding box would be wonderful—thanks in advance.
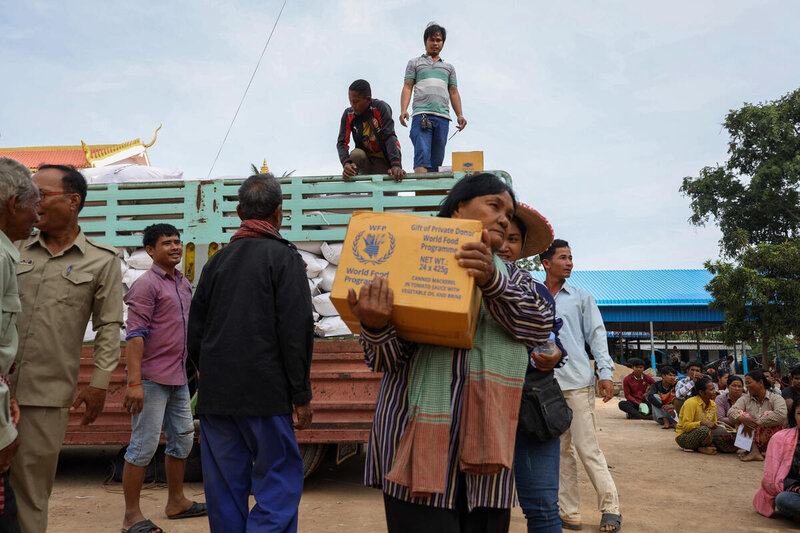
[623,372,655,404]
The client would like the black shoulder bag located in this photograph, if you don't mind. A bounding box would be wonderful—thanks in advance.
[517,368,573,443]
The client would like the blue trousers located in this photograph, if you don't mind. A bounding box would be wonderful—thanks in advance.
[199,414,303,533]
[410,114,449,171]
[775,491,800,519]
[513,435,561,533]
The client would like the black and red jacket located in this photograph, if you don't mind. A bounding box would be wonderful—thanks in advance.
[336,98,402,168]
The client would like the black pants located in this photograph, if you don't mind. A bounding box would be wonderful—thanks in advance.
[383,483,511,533]
[618,400,648,418]
[0,471,20,533]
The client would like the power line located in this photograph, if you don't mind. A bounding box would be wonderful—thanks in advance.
[206,0,288,179]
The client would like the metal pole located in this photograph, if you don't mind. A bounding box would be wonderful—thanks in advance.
[650,321,656,370]
[743,341,749,374]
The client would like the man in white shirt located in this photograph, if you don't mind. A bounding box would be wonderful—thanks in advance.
[542,239,621,533]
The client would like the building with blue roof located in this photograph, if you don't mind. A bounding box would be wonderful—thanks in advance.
[529,269,736,368]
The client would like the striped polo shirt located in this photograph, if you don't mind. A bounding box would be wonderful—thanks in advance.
[404,54,458,120]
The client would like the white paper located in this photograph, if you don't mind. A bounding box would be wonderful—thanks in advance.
[734,424,754,451]
[672,411,679,423]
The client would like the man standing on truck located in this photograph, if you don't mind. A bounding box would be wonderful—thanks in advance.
[0,157,41,532]
[337,79,406,182]
[188,173,314,533]
[10,164,123,533]
[120,223,206,533]
[399,22,466,173]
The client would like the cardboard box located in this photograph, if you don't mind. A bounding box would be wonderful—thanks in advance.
[452,151,484,172]
[330,212,483,349]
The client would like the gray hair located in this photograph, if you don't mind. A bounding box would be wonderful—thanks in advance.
[0,157,36,207]
[238,173,282,220]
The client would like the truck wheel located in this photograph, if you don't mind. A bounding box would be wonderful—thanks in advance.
[299,443,328,478]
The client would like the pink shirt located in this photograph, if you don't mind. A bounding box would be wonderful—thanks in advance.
[754,426,798,517]
[124,264,192,385]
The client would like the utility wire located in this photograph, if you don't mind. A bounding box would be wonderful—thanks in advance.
[206,0,288,179]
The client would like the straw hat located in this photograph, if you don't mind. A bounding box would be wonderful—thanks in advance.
[513,202,554,258]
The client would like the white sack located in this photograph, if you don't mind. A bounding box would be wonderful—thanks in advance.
[308,277,322,297]
[314,316,352,337]
[298,250,328,279]
[83,321,96,343]
[123,268,148,288]
[312,292,338,317]
[126,249,153,270]
[321,242,343,265]
[318,264,337,292]
[80,164,184,184]
[295,241,324,255]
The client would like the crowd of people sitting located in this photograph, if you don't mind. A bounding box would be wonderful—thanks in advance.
[619,357,800,522]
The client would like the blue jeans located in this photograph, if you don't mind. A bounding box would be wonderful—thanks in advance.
[125,380,194,466]
[199,414,303,533]
[410,114,450,171]
[514,434,561,532]
[775,491,800,519]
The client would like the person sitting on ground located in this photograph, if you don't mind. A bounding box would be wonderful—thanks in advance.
[716,369,730,392]
[728,370,788,462]
[675,377,736,455]
[782,366,800,413]
[716,375,744,427]
[674,362,703,413]
[754,399,800,522]
[647,366,678,429]
[337,79,405,182]
[765,370,783,394]
[618,358,655,420]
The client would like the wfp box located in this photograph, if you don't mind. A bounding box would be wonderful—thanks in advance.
[452,151,484,173]
[330,212,483,349]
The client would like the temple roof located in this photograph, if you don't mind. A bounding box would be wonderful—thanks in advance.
[0,126,161,171]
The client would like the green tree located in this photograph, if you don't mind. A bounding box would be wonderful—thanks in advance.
[681,88,800,366]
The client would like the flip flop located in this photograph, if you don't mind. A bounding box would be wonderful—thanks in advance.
[167,501,207,520]
[600,512,622,532]
[561,519,583,530]
[122,519,163,533]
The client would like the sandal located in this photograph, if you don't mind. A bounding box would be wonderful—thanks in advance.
[167,501,207,519]
[122,519,163,533]
[600,512,622,532]
[561,519,583,530]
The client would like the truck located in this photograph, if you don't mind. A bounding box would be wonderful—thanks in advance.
[66,170,512,477]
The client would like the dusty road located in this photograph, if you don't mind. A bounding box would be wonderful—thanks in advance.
[48,398,799,532]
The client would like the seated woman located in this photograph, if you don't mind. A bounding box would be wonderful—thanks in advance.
[729,370,788,462]
[348,173,556,532]
[754,400,800,522]
[716,375,744,427]
[675,377,736,454]
[716,370,730,392]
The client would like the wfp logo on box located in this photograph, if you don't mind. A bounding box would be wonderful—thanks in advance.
[352,231,396,265]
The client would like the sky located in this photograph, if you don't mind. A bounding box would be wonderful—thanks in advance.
[2,0,799,269]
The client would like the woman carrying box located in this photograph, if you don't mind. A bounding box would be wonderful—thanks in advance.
[347,173,555,533]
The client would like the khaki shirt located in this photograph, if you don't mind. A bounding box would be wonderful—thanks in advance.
[0,231,20,449]
[10,230,123,407]
[728,390,788,428]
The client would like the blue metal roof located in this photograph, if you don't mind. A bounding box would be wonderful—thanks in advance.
[528,269,724,327]
[528,269,714,306]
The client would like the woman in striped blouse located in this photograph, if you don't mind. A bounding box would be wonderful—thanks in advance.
[346,173,555,533]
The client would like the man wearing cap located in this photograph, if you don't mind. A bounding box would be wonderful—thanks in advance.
[542,239,621,533]
[399,22,466,173]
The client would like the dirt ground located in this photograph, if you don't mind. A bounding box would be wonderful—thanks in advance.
[48,398,799,533]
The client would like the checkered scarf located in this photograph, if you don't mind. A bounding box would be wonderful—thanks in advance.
[229,219,282,243]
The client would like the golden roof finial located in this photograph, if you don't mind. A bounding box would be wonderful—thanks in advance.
[143,124,162,148]
[260,159,270,174]
[80,140,93,165]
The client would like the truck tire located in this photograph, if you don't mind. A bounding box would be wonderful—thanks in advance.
[299,443,328,478]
